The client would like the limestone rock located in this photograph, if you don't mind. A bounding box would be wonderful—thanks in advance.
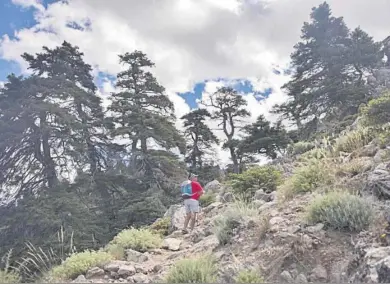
[126,249,148,263]
[117,265,136,277]
[280,270,294,283]
[164,205,186,232]
[296,273,308,283]
[131,274,150,283]
[162,238,182,251]
[254,189,272,202]
[204,180,223,194]
[86,267,105,279]
[311,265,327,281]
[72,275,87,283]
[306,223,324,233]
[366,163,390,199]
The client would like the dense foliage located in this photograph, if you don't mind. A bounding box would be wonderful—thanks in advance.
[0,1,389,281]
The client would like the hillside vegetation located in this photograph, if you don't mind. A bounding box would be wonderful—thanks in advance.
[1,1,390,283]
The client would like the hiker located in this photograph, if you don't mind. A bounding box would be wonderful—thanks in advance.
[180,173,204,234]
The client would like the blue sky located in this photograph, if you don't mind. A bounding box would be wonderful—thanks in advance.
[0,0,278,110]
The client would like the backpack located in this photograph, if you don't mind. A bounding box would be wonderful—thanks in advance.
[180,180,193,199]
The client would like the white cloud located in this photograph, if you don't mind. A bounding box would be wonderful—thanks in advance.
[1,0,390,166]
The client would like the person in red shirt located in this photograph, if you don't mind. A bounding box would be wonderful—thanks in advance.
[182,173,204,234]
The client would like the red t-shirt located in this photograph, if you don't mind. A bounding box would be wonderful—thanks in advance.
[190,181,203,200]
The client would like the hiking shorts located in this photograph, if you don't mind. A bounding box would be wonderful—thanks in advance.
[184,198,199,214]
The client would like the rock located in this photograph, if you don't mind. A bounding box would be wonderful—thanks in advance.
[134,264,148,274]
[280,270,294,283]
[72,275,87,283]
[366,163,390,199]
[131,274,150,283]
[86,267,105,279]
[153,264,163,273]
[221,192,234,203]
[254,189,272,202]
[374,149,389,163]
[204,180,223,194]
[125,249,148,263]
[202,202,223,214]
[269,216,284,226]
[192,235,219,253]
[296,273,308,283]
[306,223,324,233]
[353,247,390,282]
[164,205,186,232]
[162,238,182,251]
[253,199,266,208]
[360,143,378,157]
[117,265,136,277]
[258,201,276,212]
[377,256,390,283]
[311,265,327,281]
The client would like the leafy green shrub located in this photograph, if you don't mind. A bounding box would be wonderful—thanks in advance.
[149,217,171,236]
[0,249,20,283]
[0,270,20,283]
[306,191,374,232]
[228,166,282,201]
[235,269,264,283]
[50,250,113,280]
[104,243,125,260]
[213,201,258,245]
[298,147,328,162]
[109,228,162,253]
[334,127,375,154]
[165,255,217,283]
[361,93,390,126]
[279,159,334,201]
[199,192,216,208]
[288,141,315,156]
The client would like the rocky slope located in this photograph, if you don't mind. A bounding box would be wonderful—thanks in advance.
[65,137,390,284]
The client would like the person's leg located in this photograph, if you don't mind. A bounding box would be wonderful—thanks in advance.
[189,199,200,231]
[182,200,191,233]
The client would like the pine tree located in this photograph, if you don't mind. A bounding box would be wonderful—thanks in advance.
[202,86,250,173]
[181,108,219,172]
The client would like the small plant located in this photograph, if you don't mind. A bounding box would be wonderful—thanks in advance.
[109,227,162,253]
[336,159,367,177]
[149,217,171,236]
[334,127,375,154]
[199,192,216,208]
[306,191,374,232]
[235,269,264,283]
[287,141,315,156]
[50,250,113,280]
[360,92,390,126]
[278,159,334,201]
[0,249,21,283]
[228,166,282,201]
[165,255,217,283]
[213,200,257,245]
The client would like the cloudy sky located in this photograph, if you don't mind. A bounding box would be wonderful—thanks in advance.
[0,0,389,166]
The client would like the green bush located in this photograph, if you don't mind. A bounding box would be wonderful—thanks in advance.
[288,141,315,156]
[228,166,282,201]
[306,191,374,232]
[165,255,217,283]
[109,228,162,253]
[361,93,390,126]
[199,192,216,208]
[50,250,113,280]
[0,270,20,283]
[334,127,375,154]
[235,269,264,283]
[213,201,258,245]
[149,217,171,236]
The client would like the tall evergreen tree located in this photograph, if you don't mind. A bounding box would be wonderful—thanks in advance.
[181,108,219,172]
[202,86,250,173]
[108,50,186,185]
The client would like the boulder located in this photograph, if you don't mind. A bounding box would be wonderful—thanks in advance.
[254,189,272,202]
[352,247,390,282]
[366,163,390,199]
[117,265,136,277]
[204,180,223,194]
[72,275,87,283]
[86,267,105,279]
[125,249,148,263]
[310,265,327,282]
[280,271,294,283]
[162,238,182,251]
[164,205,186,232]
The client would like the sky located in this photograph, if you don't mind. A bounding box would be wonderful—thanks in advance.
[0,0,389,166]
